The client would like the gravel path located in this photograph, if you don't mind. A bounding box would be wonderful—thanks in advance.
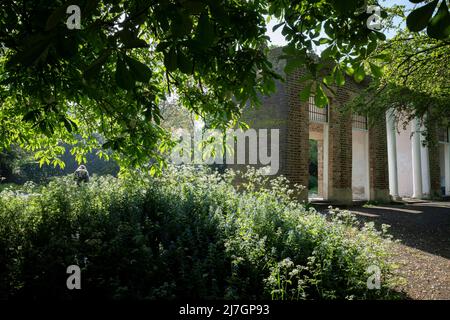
[349,201,450,300]
[390,243,450,299]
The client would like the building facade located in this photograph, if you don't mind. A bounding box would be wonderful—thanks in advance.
[237,51,449,204]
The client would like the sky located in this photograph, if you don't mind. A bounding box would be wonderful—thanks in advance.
[266,0,417,47]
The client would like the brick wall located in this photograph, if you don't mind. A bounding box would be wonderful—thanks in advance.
[284,69,310,200]
[368,116,390,202]
[234,48,391,203]
[327,96,353,204]
[317,140,324,197]
[428,125,443,198]
[237,79,289,173]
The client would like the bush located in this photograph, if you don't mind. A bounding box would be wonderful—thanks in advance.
[0,166,399,300]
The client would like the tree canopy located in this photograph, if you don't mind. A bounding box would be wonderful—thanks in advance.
[0,0,448,170]
[350,4,450,139]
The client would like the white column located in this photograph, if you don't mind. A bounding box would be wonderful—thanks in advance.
[411,118,423,199]
[446,128,450,195]
[323,124,329,200]
[420,128,430,198]
[386,109,400,200]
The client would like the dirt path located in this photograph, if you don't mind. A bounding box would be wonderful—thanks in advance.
[390,243,450,299]
[349,201,450,300]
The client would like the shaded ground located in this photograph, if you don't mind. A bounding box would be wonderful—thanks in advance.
[349,201,450,300]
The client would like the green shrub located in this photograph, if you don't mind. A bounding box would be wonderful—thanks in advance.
[0,166,399,300]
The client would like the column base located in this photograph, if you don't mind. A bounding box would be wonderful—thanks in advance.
[328,188,353,206]
[370,188,391,203]
[429,189,443,200]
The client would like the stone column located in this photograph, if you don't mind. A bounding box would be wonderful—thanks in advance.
[411,118,423,199]
[323,124,329,200]
[420,124,431,198]
[426,124,442,198]
[317,140,324,197]
[369,113,390,202]
[385,109,400,200]
[285,69,309,201]
[327,99,353,205]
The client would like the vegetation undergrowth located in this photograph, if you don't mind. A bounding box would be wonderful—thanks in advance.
[0,165,400,300]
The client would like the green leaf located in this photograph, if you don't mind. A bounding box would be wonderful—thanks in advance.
[335,67,345,86]
[264,79,276,93]
[281,45,294,56]
[62,117,78,133]
[164,47,177,72]
[321,44,338,60]
[314,83,328,107]
[124,38,149,49]
[369,62,383,78]
[102,141,113,150]
[284,56,305,74]
[118,28,148,49]
[156,41,170,52]
[427,0,450,40]
[406,0,439,32]
[299,82,313,102]
[324,21,334,38]
[7,37,50,68]
[171,11,193,37]
[323,75,334,86]
[196,12,215,47]
[22,110,40,122]
[56,34,78,58]
[272,22,284,32]
[84,0,100,14]
[118,29,136,46]
[124,56,152,83]
[375,31,386,41]
[345,65,355,76]
[183,0,207,14]
[353,64,365,83]
[367,35,378,55]
[299,73,313,82]
[331,0,363,15]
[177,50,193,74]
[209,1,228,23]
[45,7,66,31]
[84,51,111,80]
[371,53,390,61]
[115,57,135,90]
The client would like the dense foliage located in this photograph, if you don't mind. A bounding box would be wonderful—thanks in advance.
[350,29,450,139]
[0,166,398,299]
[1,0,444,169]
